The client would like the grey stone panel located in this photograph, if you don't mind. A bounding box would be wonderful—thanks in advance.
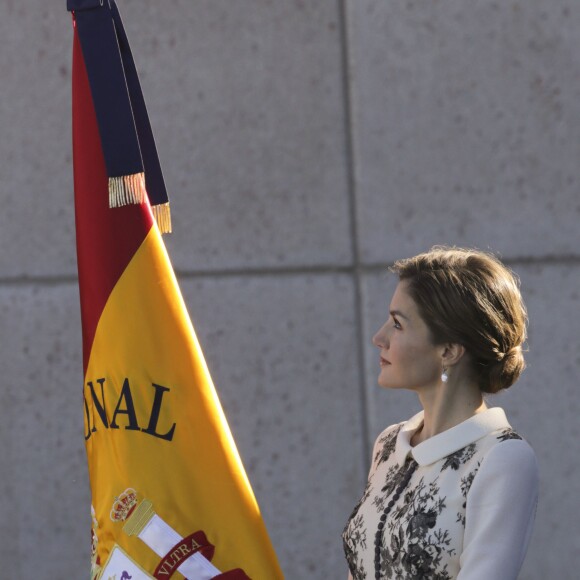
[0,2,77,278]
[2,0,351,279]
[178,273,363,579]
[122,0,353,270]
[501,263,580,579]
[360,263,580,579]
[348,0,580,263]
[0,271,365,578]
[0,283,89,578]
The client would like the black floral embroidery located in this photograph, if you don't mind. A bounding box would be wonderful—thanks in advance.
[360,478,373,506]
[372,463,407,512]
[344,478,372,532]
[343,533,367,579]
[441,443,476,471]
[456,461,481,525]
[343,513,368,579]
[497,428,522,442]
[459,462,481,498]
[379,477,454,579]
[374,424,403,468]
[343,476,375,578]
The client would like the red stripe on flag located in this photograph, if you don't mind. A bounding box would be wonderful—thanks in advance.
[72,28,154,372]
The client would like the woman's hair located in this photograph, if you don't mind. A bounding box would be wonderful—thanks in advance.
[391,246,528,394]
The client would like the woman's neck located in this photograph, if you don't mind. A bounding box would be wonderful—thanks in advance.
[411,380,487,446]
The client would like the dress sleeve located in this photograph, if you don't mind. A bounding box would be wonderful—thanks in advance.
[458,439,539,579]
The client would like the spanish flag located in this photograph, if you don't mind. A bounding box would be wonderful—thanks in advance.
[69,2,283,578]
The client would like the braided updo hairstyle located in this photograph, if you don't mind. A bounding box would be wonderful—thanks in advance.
[391,246,528,394]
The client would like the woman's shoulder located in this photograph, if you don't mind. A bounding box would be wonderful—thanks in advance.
[375,420,406,442]
[373,410,423,444]
[468,433,539,501]
[478,409,536,458]
[482,427,537,464]
[471,416,538,488]
[369,421,406,469]
[372,416,412,452]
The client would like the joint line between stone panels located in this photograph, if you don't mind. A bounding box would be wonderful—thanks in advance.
[174,264,355,279]
[337,0,371,476]
[0,275,79,287]
[5,256,579,287]
[0,267,359,287]
[503,255,580,266]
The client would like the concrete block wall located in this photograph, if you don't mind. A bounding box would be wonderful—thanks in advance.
[0,0,578,577]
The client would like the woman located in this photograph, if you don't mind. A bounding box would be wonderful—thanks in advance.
[342,247,539,580]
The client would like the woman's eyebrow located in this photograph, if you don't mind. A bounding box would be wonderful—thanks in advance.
[390,309,409,321]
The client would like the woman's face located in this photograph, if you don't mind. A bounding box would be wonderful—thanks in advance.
[372,281,444,391]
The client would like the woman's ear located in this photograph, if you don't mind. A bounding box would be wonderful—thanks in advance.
[440,343,466,368]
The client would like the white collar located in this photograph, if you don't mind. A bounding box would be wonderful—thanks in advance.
[394,407,511,467]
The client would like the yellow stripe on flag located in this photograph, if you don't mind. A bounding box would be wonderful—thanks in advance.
[84,226,282,578]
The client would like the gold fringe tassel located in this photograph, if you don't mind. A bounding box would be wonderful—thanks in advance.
[151,202,172,234]
[108,172,147,208]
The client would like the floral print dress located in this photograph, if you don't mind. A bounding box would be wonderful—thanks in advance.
[342,408,538,580]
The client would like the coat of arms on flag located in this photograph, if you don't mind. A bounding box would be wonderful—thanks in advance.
[68,1,283,577]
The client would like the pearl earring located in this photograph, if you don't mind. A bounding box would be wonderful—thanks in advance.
[441,369,449,383]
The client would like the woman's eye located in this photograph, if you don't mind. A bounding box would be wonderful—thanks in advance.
[392,317,402,329]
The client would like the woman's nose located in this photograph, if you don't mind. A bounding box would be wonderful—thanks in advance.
[372,324,388,348]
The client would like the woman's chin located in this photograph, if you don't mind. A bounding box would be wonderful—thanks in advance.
[378,377,398,389]
[377,370,408,390]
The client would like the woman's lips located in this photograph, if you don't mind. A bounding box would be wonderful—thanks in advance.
[380,357,391,367]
